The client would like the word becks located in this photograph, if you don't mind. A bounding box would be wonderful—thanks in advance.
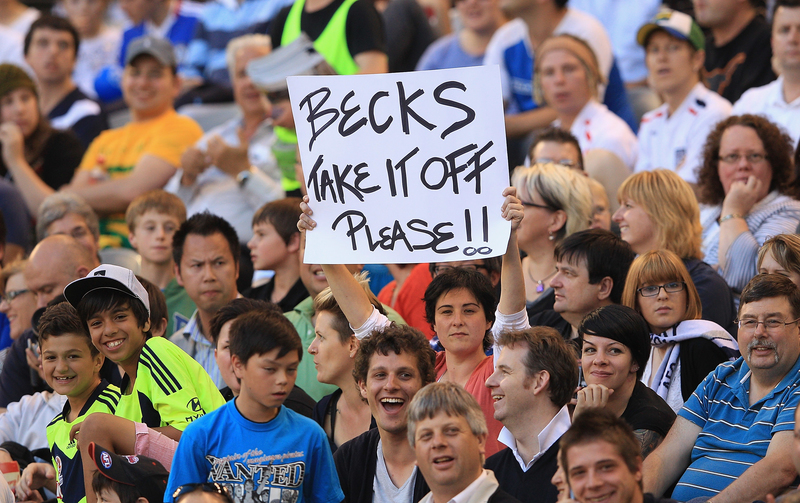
[298,81,476,150]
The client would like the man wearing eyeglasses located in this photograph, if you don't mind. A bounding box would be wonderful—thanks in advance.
[642,273,800,503]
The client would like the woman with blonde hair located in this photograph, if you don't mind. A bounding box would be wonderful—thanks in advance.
[757,234,800,287]
[512,162,592,316]
[613,169,736,331]
[622,250,738,412]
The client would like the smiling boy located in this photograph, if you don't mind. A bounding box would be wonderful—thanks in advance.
[333,324,436,503]
[63,264,224,503]
[165,310,343,503]
[16,302,121,503]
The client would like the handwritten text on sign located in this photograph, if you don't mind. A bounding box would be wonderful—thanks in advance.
[288,66,510,264]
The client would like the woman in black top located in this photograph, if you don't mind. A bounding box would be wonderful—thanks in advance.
[0,64,84,207]
[574,305,676,459]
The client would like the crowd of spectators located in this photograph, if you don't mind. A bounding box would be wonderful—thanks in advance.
[1,0,800,502]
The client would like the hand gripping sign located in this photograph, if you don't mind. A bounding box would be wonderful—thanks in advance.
[289,66,510,264]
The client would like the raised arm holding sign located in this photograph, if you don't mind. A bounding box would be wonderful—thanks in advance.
[289,66,511,265]
[298,187,526,459]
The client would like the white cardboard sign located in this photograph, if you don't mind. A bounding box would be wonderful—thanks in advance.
[288,66,510,264]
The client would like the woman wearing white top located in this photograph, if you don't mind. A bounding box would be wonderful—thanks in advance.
[533,34,637,210]
[697,114,800,295]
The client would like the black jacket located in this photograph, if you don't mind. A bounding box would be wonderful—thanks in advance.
[334,428,428,503]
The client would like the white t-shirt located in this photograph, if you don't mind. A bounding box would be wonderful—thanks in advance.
[732,76,800,146]
[0,26,25,68]
[74,26,122,99]
[557,99,638,170]
[636,82,732,183]
[2,7,39,37]
[374,440,418,503]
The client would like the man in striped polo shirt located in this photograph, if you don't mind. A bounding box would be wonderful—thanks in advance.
[642,273,800,502]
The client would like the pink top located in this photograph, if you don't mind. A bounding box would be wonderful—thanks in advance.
[435,351,504,457]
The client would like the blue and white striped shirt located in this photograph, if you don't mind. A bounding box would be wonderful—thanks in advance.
[673,356,800,500]
[701,191,800,294]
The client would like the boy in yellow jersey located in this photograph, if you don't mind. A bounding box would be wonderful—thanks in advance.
[16,302,121,503]
[63,264,225,503]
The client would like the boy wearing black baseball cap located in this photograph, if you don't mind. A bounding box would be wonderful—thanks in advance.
[63,264,225,503]
[89,442,168,503]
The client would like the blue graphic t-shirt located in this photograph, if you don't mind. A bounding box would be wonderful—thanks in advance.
[165,400,343,503]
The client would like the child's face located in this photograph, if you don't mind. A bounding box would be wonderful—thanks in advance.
[129,211,181,265]
[96,488,122,503]
[41,333,103,399]
[247,222,293,272]
[214,320,239,394]
[233,347,299,416]
[87,305,149,369]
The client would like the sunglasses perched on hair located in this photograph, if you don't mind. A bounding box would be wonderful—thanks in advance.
[173,483,233,503]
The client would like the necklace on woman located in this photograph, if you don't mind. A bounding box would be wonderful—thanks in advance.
[527,263,557,293]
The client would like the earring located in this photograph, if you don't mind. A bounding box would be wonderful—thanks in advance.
[548,233,555,241]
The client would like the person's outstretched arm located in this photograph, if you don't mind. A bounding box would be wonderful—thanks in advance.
[298,196,375,330]
[497,186,525,316]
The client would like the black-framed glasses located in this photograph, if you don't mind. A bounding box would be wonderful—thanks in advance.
[718,152,767,164]
[173,483,233,503]
[521,201,554,211]
[736,318,800,332]
[0,289,30,303]
[637,282,685,297]
[432,264,488,276]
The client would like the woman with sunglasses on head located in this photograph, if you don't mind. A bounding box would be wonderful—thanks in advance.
[697,115,800,296]
[512,162,593,317]
[622,250,739,413]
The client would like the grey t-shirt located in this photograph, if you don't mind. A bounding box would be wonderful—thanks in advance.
[373,439,417,503]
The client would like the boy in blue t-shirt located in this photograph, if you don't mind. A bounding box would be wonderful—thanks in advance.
[165,310,343,503]
[16,303,121,503]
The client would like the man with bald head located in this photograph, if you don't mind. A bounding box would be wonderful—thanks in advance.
[0,235,99,407]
